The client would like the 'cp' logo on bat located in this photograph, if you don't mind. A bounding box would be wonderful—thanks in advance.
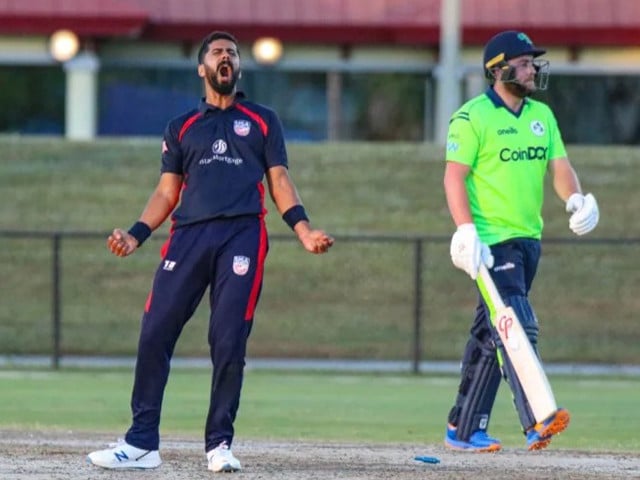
[498,314,513,339]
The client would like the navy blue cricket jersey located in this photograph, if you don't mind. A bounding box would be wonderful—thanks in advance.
[161,93,289,227]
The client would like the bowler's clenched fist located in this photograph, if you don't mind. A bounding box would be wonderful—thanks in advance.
[107,228,139,257]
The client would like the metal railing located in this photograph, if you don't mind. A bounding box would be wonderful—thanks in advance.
[1,230,638,371]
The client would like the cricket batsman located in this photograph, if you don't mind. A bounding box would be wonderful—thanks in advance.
[442,30,600,451]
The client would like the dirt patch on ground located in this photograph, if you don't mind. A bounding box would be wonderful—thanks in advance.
[0,429,638,480]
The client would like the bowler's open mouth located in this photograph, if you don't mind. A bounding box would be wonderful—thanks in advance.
[218,64,231,81]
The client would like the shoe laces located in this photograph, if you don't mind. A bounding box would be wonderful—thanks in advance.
[445,424,456,438]
[107,438,127,448]
[471,430,493,442]
[209,441,233,460]
[527,428,548,443]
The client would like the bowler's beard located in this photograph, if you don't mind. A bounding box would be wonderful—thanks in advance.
[205,63,240,95]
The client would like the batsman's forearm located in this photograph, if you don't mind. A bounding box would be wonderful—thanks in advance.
[551,158,582,202]
[444,161,473,226]
[444,182,473,226]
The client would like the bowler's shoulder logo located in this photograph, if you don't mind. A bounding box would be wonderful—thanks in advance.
[234,120,251,136]
[233,255,250,276]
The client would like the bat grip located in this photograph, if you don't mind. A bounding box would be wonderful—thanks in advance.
[477,264,506,310]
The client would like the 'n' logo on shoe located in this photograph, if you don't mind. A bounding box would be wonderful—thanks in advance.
[114,450,129,462]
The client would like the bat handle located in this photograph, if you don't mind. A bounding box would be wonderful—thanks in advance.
[477,263,506,310]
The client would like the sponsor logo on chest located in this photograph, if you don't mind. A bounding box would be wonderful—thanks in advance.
[198,138,244,166]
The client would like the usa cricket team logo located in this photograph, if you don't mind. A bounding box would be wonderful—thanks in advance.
[234,120,251,136]
[233,255,250,276]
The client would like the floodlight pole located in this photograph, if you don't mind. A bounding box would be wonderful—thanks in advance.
[435,0,461,145]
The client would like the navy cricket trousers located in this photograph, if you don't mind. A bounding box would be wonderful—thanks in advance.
[125,215,268,452]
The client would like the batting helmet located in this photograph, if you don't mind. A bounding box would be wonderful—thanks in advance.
[483,31,546,73]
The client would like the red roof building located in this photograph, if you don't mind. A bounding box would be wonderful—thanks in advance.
[0,0,639,143]
[1,0,640,47]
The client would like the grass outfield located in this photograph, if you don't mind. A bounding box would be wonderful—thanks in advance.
[2,136,639,237]
[0,369,638,452]
[1,137,639,363]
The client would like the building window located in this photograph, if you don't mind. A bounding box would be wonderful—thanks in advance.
[538,74,640,145]
[0,66,64,135]
[98,67,201,136]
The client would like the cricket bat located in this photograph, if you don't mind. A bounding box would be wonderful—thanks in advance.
[477,263,557,423]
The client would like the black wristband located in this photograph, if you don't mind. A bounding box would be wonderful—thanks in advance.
[282,205,309,230]
[127,221,152,246]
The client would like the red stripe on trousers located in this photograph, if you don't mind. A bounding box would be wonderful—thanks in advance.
[245,182,268,320]
[245,215,267,320]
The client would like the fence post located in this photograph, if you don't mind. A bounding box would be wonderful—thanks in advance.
[412,238,423,374]
[51,233,61,369]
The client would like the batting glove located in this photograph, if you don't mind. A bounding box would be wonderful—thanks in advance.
[450,223,494,280]
[566,193,599,236]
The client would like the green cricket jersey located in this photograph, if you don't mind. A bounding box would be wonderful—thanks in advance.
[445,87,567,245]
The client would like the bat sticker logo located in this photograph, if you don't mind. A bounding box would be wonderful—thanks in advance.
[498,313,520,350]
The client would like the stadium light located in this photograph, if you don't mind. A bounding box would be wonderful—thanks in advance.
[49,29,80,62]
[252,37,283,65]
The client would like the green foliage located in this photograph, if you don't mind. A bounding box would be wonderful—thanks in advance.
[0,67,64,133]
[345,73,426,140]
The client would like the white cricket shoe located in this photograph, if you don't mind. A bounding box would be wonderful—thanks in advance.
[207,441,241,472]
[87,439,161,469]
